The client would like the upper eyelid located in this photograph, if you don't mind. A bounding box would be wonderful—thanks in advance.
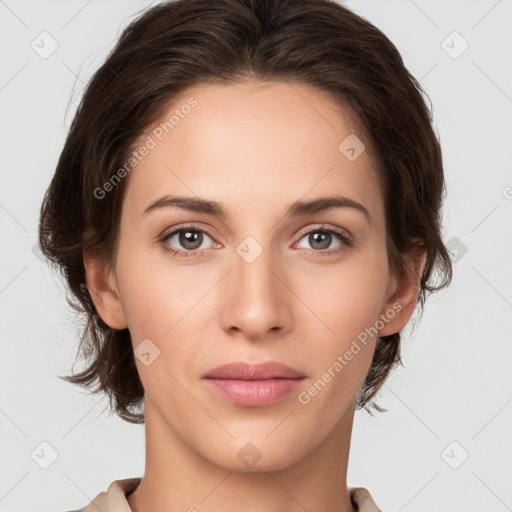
[296,223,351,239]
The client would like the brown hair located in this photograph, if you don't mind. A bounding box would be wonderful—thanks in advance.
[38,0,453,423]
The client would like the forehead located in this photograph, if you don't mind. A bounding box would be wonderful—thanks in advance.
[124,80,383,226]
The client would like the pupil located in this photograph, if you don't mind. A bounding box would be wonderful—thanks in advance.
[180,230,201,250]
[311,232,330,250]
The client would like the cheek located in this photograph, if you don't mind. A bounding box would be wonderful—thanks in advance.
[295,253,388,338]
[295,269,385,416]
[114,237,207,340]
[290,251,389,389]
[115,253,206,399]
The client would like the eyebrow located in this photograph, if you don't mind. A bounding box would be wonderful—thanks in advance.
[142,194,371,225]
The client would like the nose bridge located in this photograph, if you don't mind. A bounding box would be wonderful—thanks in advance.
[235,237,282,303]
[222,235,289,336]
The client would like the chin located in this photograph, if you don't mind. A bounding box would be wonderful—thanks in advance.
[201,434,312,474]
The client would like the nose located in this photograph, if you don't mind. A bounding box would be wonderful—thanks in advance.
[220,244,291,341]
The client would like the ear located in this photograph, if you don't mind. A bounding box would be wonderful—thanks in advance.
[377,245,427,337]
[83,250,128,330]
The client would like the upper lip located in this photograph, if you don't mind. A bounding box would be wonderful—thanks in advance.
[203,361,305,380]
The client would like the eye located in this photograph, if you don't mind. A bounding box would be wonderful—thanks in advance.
[159,224,217,257]
[159,223,353,258]
[294,224,353,256]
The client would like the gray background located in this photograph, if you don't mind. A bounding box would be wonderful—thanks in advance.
[1,0,511,510]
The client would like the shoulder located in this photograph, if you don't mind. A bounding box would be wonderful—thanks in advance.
[67,477,142,512]
[349,486,383,512]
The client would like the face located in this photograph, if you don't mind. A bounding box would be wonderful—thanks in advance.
[90,80,406,472]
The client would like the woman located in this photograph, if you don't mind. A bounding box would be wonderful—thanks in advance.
[38,0,453,510]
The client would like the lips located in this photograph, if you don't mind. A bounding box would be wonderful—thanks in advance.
[202,361,306,407]
[202,361,305,380]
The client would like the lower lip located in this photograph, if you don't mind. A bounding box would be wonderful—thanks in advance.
[204,378,305,407]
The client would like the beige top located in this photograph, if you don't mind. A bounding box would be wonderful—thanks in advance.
[70,477,382,512]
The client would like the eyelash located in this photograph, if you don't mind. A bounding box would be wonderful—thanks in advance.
[158,223,353,258]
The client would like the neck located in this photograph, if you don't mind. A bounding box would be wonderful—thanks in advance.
[128,401,357,512]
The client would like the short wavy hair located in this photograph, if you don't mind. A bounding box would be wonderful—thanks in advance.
[38,0,453,423]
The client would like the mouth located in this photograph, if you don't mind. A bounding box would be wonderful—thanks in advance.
[202,361,306,407]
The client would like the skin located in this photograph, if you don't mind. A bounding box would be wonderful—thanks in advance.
[84,80,426,512]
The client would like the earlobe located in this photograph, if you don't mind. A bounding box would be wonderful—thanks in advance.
[377,246,427,337]
[83,250,128,330]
